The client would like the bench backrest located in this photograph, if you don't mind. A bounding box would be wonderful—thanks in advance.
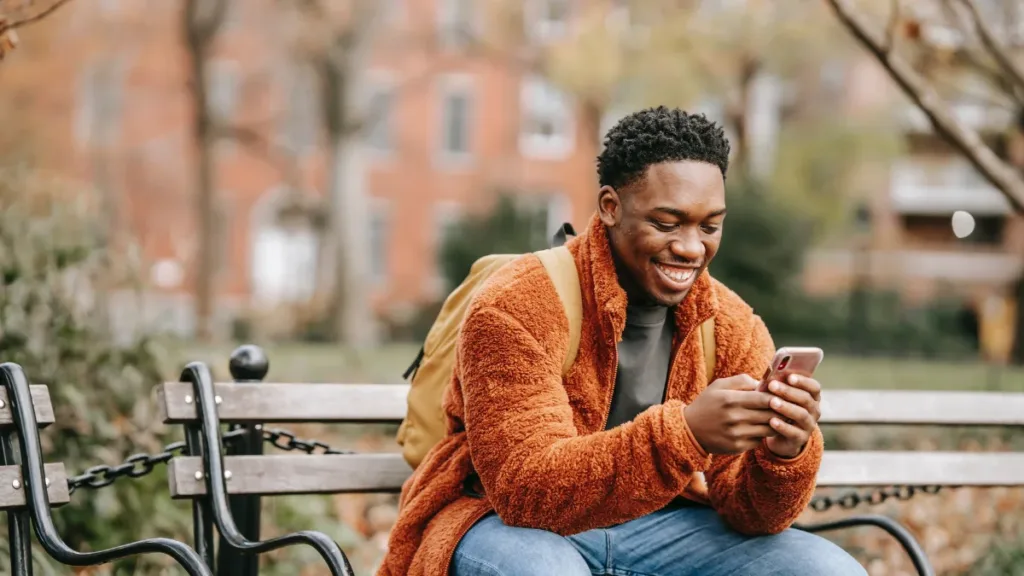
[157,382,1024,498]
[0,384,69,509]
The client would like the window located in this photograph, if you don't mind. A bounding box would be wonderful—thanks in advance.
[430,201,464,295]
[206,59,240,122]
[370,203,390,285]
[438,76,474,163]
[366,85,395,153]
[280,62,319,155]
[525,0,571,43]
[438,0,474,49]
[74,60,125,147]
[517,193,572,246]
[519,75,574,159]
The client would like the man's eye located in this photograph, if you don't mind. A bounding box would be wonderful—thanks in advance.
[701,224,720,234]
[652,221,676,231]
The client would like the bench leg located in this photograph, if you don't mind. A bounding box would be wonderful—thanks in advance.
[0,363,212,576]
[796,514,934,576]
[180,362,355,576]
[186,424,216,570]
[2,434,32,576]
[218,346,268,576]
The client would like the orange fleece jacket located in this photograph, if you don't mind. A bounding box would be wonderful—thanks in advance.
[376,214,823,576]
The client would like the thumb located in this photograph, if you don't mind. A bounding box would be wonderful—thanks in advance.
[712,374,759,391]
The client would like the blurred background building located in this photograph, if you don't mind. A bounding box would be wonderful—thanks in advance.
[2,0,1022,360]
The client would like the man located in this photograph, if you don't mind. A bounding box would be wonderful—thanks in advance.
[378,107,866,576]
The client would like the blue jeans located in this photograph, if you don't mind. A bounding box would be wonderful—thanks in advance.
[451,504,867,576]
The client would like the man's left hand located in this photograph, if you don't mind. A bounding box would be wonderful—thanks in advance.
[763,374,821,459]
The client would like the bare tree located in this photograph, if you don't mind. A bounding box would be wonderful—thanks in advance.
[826,0,1024,211]
[183,0,228,341]
[0,0,74,59]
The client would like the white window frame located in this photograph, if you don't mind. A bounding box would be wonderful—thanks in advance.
[370,198,392,287]
[364,71,398,160]
[524,0,572,43]
[428,200,465,297]
[207,59,241,154]
[437,0,477,49]
[519,75,575,160]
[436,74,475,168]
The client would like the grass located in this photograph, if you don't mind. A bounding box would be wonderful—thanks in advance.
[156,340,1024,392]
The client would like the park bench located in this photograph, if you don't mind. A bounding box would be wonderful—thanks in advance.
[158,345,1024,576]
[0,362,212,576]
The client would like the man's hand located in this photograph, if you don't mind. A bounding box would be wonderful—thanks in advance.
[763,374,822,459]
[683,375,776,455]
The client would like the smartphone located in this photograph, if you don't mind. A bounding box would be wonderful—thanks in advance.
[757,347,824,393]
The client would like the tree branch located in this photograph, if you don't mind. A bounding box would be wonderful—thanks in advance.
[826,0,1024,212]
[956,0,1024,94]
[0,0,73,36]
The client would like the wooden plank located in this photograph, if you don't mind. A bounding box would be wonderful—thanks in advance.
[0,385,55,428]
[159,384,1024,427]
[158,382,410,424]
[0,463,70,508]
[168,454,412,497]
[820,390,1024,426]
[817,451,1024,486]
[167,451,1024,497]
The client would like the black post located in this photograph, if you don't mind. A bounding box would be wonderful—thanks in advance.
[216,345,268,576]
[2,432,32,576]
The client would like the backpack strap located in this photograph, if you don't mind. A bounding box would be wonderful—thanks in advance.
[698,317,716,383]
[536,245,582,376]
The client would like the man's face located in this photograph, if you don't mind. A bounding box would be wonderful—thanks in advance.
[599,161,726,307]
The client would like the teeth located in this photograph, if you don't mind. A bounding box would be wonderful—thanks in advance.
[657,263,695,283]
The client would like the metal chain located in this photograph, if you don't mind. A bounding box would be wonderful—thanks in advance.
[261,427,356,455]
[808,485,944,513]
[65,426,349,494]
[65,428,943,514]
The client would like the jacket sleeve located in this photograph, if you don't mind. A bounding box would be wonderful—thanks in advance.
[704,316,824,534]
[459,305,712,535]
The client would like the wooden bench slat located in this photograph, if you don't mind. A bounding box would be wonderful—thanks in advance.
[158,383,409,424]
[159,383,1024,427]
[0,463,69,508]
[0,385,55,428]
[820,390,1024,426]
[816,451,1024,486]
[167,451,1024,498]
[168,454,412,497]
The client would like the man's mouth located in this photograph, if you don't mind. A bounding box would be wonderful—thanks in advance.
[654,262,699,288]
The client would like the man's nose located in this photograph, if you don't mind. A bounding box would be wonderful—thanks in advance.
[669,229,704,262]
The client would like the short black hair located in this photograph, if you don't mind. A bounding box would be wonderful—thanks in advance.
[596,106,731,190]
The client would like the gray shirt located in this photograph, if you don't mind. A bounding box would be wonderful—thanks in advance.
[604,302,675,430]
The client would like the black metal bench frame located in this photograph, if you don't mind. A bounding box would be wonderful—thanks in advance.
[158,345,1024,576]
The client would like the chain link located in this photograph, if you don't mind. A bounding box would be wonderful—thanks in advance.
[808,485,945,513]
[261,427,356,455]
[64,428,946,514]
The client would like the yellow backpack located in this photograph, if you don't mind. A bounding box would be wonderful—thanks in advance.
[396,225,716,470]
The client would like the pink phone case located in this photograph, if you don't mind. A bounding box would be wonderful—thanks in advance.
[757,347,824,392]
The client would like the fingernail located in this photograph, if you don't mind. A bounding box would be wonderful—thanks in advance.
[771,398,782,409]
[789,374,799,385]
[771,418,781,427]
[769,381,781,392]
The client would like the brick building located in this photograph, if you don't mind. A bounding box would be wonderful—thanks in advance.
[8,0,1023,349]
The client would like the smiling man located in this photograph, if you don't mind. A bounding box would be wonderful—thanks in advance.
[377,107,866,576]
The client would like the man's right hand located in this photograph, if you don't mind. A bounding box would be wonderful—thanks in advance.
[683,375,776,455]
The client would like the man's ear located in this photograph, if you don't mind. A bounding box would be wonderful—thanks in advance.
[598,186,621,227]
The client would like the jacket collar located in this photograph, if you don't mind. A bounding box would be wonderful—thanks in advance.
[572,213,719,338]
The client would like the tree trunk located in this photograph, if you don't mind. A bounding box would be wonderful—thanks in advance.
[184,0,226,342]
